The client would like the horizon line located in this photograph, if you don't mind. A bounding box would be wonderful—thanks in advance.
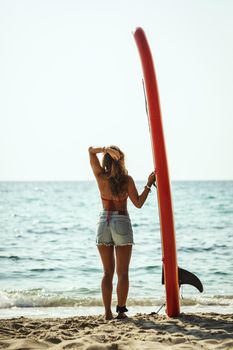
[0,179,232,182]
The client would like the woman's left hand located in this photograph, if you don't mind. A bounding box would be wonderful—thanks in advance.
[106,147,121,160]
[147,171,156,187]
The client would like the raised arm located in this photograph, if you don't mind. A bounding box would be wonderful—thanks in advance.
[88,147,105,178]
[128,172,155,208]
[88,146,121,178]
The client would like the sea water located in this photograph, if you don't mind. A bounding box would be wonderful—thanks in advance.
[0,181,232,318]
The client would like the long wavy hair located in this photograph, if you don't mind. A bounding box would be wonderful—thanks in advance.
[102,146,128,198]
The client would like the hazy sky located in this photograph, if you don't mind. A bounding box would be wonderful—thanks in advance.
[1,0,233,181]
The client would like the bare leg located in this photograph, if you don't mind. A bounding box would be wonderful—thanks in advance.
[115,245,132,318]
[97,245,115,320]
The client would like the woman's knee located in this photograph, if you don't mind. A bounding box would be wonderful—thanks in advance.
[103,270,114,280]
[117,271,129,280]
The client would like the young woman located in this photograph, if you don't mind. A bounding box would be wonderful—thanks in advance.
[88,145,155,320]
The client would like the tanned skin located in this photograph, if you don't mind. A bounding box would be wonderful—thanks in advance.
[89,146,155,319]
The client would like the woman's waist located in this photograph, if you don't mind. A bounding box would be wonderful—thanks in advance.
[99,209,129,217]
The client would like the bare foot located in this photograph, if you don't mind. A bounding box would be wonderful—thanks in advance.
[105,312,113,320]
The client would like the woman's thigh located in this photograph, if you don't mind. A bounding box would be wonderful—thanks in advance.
[115,245,132,275]
[97,245,115,276]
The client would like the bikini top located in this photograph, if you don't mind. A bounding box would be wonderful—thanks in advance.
[101,195,127,211]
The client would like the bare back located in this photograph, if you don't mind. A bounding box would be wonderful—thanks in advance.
[97,173,128,212]
[88,148,152,210]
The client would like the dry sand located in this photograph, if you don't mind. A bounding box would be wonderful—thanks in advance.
[0,312,232,350]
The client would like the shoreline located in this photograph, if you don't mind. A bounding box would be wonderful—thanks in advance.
[0,312,232,350]
[1,304,233,319]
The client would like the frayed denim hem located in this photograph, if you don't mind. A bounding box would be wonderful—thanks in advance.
[96,243,134,247]
[96,243,114,246]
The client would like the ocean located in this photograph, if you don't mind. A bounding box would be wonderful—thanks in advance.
[0,181,232,318]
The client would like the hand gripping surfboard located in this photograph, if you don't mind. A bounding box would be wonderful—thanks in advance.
[134,27,180,317]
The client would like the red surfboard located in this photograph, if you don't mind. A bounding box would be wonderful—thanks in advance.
[134,27,180,317]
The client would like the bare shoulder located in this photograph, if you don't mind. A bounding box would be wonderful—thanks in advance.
[98,173,108,181]
[126,175,138,200]
[127,175,134,183]
[97,172,110,188]
[127,175,135,188]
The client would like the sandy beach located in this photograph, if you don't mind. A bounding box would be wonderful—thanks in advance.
[0,312,232,350]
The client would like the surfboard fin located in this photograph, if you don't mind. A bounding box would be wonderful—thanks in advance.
[162,267,203,293]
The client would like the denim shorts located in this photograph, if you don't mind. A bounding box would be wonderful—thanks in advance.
[96,210,134,246]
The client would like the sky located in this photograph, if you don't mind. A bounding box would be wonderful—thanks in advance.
[0,0,233,181]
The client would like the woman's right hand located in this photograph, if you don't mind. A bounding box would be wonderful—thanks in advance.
[147,171,156,187]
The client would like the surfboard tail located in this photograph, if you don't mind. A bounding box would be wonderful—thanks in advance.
[162,266,204,293]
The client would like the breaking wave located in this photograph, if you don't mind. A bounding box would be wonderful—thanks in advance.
[1,289,233,309]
